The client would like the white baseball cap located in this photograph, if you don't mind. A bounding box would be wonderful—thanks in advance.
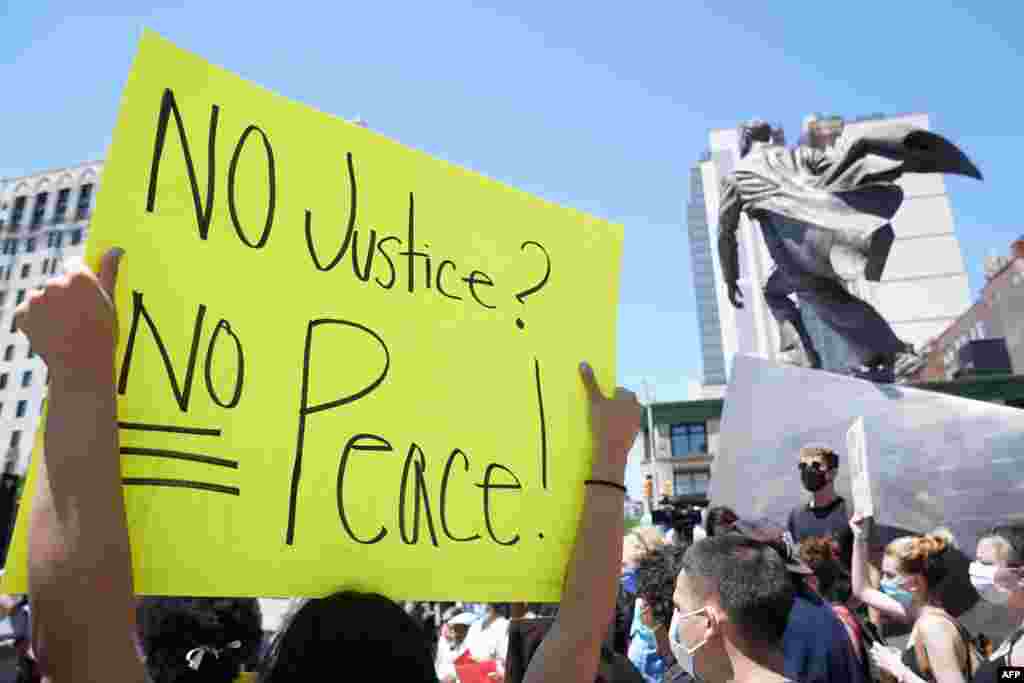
[448,612,478,627]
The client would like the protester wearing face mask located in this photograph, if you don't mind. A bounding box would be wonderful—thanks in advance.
[787,447,854,558]
[670,535,797,683]
[850,515,980,683]
[630,596,668,682]
[970,524,1024,683]
[622,529,668,677]
[632,543,690,682]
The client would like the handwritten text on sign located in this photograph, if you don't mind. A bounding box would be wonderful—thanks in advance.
[4,31,622,600]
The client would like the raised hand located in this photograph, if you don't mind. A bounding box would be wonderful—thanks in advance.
[579,362,641,480]
[14,247,123,384]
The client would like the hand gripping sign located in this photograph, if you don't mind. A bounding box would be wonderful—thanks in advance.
[2,31,623,601]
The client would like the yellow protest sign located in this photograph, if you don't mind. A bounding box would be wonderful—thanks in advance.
[2,31,622,600]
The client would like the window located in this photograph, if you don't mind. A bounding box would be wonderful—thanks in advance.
[54,188,70,222]
[70,228,83,245]
[9,431,21,449]
[31,192,48,228]
[76,183,93,219]
[0,291,5,306]
[10,197,26,227]
[3,346,13,361]
[47,231,63,248]
[21,371,32,388]
[15,290,25,305]
[15,401,26,418]
[673,471,710,496]
[42,257,50,274]
[0,373,6,389]
[8,317,15,333]
[670,423,707,458]
[25,237,36,253]
[1,239,15,255]
[20,263,30,279]
[2,265,10,280]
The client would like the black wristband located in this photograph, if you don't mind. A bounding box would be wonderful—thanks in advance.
[584,479,626,494]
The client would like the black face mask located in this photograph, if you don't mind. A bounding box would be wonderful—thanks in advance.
[801,468,829,492]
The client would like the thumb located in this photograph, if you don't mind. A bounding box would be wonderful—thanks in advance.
[579,362,603,403]
[98,247,124,300]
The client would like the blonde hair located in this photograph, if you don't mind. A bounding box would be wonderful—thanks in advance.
[885,528,957,588]
[623,528,665,565]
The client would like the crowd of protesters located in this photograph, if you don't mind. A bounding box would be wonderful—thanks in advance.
[0,248,1022,683]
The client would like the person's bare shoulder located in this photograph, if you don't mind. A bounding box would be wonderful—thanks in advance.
[916,612,960,646]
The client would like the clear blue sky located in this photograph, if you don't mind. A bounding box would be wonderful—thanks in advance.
[2,1,1022,401]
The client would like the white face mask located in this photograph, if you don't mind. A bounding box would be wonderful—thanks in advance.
[670,607,708,680]
[970,562,1011,605]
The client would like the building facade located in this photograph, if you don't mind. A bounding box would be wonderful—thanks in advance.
[0,161,102,474]
[915,239,1024,382]
[687,158,727,387]
[689,113,971,384]
[636,399,723,504]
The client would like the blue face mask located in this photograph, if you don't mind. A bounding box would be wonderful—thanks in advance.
[880,577,914,608]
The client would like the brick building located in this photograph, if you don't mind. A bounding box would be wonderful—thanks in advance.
[915,238,1024,381]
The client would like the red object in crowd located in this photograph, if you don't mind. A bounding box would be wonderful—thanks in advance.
[454,650,498,683]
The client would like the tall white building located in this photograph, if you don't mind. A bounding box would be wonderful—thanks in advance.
[691,113,971,384]
[686,156,727,388]
[0,161,102,474]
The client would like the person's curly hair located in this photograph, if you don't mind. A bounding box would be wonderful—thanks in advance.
[138,598,262,683]
[798,535,851,603]
[633,542,688,628]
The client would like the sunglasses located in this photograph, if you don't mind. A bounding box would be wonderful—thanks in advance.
[798,462,830,473]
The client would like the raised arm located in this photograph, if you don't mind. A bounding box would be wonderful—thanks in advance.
[16,249,145,683]
[850,515,910,624]
[717,176,744,309]
[523,363,641,683]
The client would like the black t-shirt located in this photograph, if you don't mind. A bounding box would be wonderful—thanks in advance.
[787,497,854,564]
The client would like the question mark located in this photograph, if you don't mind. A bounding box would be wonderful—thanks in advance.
[515,240,551,330]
